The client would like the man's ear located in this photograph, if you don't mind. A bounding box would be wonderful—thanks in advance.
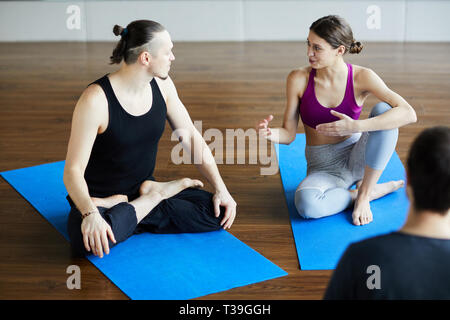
[139,51,152,65]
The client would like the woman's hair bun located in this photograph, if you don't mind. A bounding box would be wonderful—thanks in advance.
[349,40,363,54]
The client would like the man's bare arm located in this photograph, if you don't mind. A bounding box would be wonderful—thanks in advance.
[157,76,237,229]
[63,85,105,215]
[158,76,228,191]
[63,84,116,257]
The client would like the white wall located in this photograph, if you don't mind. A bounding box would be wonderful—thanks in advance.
[0,0,449,42]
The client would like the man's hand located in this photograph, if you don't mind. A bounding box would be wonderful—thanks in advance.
[212,189,237,229]
[81,210,116,258]
[316,110,359,136]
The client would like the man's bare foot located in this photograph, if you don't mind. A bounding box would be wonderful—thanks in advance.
[350,180,405,202]
[139,178,204,200]
[91,194,128,209]
[352,197,373,226]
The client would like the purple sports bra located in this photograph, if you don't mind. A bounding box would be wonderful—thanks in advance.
[299,63,363,129]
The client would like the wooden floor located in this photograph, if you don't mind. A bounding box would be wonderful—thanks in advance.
[0,41,449,300]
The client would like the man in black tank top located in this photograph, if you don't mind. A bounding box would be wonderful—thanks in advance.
[63,20,236,258]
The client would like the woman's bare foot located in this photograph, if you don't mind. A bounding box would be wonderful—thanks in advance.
[350,180,404,226]
[91,194,128,209]
[352,197,373,226]
[368,180,405,201]
[139,178,204,200]
[350,180,405,203]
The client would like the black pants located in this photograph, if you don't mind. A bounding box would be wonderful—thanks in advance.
[67,188,225,257]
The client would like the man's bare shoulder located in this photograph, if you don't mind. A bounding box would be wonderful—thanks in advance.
[72,83,108,132]
[74,83,108,115]
[154,76,176,103]
[78,83,107,105]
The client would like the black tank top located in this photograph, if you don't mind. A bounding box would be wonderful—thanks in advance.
[82,74,166,201]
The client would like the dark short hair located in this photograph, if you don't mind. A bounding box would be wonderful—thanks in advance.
[407,126,450,214]
[310,15,363,54]
[110,20,166,65]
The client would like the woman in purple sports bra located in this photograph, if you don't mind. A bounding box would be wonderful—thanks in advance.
[257,15,417,226]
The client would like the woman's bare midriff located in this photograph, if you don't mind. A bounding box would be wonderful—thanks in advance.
[303,123,351,146]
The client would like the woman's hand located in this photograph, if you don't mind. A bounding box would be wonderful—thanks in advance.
[256,115,275,140]
[316,110,359,136]
[81,210,116,258]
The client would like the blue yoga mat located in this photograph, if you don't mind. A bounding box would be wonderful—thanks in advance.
[1,161,287,300]
[276,134,409,270]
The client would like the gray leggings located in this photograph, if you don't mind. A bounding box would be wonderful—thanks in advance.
[294,102,399,219]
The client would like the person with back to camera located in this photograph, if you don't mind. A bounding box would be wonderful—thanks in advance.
[63,20,237,258]
[324,126,450,299]
[257,15,417,225]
